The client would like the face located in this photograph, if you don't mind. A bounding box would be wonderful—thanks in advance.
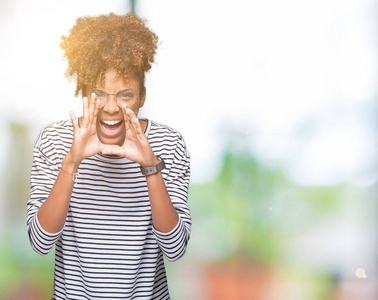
[92,68,146,146]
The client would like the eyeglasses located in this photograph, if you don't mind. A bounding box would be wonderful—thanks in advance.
[91,88,135,108]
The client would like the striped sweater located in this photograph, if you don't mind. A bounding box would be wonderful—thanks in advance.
[27,119,191,299]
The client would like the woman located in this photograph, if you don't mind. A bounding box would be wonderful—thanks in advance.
[27,13,191,299]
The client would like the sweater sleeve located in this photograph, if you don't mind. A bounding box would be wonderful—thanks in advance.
[152,133,191,262]
[27,130,64,256]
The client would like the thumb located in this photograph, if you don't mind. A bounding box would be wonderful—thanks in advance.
[101,144,123,156]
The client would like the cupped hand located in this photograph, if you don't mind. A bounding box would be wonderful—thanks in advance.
[101,104,157,167]
[67,93,104,165]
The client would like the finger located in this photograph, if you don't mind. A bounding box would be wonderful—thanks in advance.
[125,108,138,127]
[101,145,123,156]
[69,110,79,130]
[82,97,89,128]
[125,107,137,118]
[127,109,145,139]
[122,104,132,132]
[131,113,142,133]
[92,98,101,125]
[88,93,96,124]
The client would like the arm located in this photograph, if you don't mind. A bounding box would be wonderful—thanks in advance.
[151,143,191,261]
[27,143,67,255]
[27,95,102,254]
[37,96,102,233]
[36,155,79,234]
[102,106,181,233]
[145,159,180,233]
[27,151,80,255]
[102,106,191,260]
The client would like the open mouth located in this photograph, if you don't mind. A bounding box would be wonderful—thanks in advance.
[100,119,124,136]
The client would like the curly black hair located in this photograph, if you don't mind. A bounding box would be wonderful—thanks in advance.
[60,13,159,96]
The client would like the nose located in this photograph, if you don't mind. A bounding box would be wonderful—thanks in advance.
[102,95,120,114]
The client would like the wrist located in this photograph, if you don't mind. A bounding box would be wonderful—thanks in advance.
[140,156,165,176]
[140,156,160,168]
[62,154,81,173]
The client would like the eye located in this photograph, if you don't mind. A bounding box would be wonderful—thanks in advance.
[117,93,133,101]
[93,90,106,100]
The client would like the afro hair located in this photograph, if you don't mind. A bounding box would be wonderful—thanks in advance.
[60,13,159,96]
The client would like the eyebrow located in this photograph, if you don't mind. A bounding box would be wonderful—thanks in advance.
[93,88,134,94]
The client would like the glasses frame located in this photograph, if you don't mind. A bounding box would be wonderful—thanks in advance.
[90,88,135,108]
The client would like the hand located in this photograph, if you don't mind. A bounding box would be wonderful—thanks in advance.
[101,104,158,167]
[66,93,104,166]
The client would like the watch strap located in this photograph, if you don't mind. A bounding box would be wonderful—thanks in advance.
[140,157,165,176]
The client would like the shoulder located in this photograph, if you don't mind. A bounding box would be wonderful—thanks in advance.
[148,120,185,140]
[147,120,190,158]
[34,119,73,151]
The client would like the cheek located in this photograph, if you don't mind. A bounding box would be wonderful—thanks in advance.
[95,112,102,124]
[133,99,144,114]
[127,101,140,115]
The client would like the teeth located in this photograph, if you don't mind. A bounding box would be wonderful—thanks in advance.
[102,120,121,126]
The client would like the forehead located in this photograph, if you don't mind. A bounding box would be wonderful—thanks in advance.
[95,68,141,92]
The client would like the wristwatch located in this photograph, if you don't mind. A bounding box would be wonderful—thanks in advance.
[140,157,165,176]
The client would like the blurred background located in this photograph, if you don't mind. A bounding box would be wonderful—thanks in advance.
[0,0,377,299]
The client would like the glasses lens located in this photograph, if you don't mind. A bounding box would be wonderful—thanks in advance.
[116,92,132,107]
[93,90,107,107]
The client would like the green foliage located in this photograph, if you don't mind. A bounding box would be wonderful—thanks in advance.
[189,147,342,266]
[0,122,54,299]
[0,230,54,299]
[190,149,287,265]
